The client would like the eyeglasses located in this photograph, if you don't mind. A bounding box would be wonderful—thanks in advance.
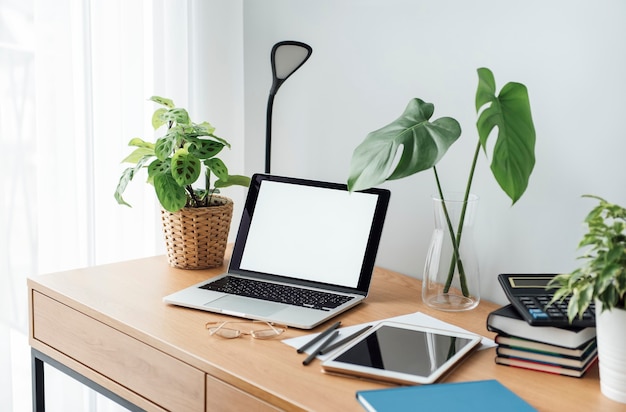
[205,320,287,339]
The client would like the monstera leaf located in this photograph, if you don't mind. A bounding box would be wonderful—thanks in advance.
[347,69,536,206]
[348,98,461,192]
[475,68,535,204]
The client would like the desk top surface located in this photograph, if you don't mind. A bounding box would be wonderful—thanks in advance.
[28,256,623,411]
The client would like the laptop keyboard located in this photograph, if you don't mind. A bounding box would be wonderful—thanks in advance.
[200,276,354,311]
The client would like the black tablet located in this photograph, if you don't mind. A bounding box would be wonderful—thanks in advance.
[321,321,481,385]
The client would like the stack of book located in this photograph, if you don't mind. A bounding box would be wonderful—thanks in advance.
[487,305,597,378]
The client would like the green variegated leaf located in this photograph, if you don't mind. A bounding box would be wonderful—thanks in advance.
[128,137,155,149]
[149,96,175,108]
[114,156,151,207]
[607,246,623,264]
[171,147,201,186]
[147,158,169,179]
[152,108,168,130]
[178,124,195,135]
[121,147,154,164]
[155,133,177,161]
[114,167,135,207]
[567,291,583,320]
[194,189,209,202]
[207,134,230,148]
[347,98,461,192]
[194,122,216,136]
[153,173,187,212]
[162,108,190,125]
[476,67,536,205]
[187,130,230,147]
[190,139,224,159]
[215,174,251,188]
[206,158,228,181]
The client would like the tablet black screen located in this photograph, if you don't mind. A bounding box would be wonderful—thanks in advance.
[333,325,474,376]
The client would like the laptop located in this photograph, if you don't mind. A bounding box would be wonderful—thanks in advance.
[163,173,390,329]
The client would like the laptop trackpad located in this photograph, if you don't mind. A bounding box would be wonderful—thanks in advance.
[209,295,283,316]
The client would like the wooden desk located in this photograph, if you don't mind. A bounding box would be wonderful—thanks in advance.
[28,256,623,412]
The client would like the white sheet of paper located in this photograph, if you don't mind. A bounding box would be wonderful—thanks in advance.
[283,311,495,361]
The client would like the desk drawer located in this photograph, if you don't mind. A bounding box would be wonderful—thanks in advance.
[32,292,204,412]
[206,374,281,412]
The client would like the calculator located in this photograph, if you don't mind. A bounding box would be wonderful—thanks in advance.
[497,273,595,328]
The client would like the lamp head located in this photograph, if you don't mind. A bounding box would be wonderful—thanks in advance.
[270,41,312,95]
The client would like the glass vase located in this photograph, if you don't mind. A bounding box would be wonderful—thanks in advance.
[422,192,480,311]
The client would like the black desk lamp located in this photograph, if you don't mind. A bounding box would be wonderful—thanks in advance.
[265,41,312,174]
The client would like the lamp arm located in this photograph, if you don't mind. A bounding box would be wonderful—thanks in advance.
[265,91,277,174]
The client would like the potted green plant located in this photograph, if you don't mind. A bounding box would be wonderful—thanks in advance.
[347,67,536,311]
[550,195,626,404]
[114,96,250,269]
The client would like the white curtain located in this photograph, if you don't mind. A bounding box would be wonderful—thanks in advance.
[1,1,37,410]
[1,0,244,410]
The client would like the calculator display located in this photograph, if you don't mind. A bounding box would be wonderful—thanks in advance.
[508,277,553,288]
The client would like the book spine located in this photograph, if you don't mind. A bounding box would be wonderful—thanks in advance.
[496,338,597,360]
[494,356,595,378]
[495,348,590,368]
[494,334,595,357]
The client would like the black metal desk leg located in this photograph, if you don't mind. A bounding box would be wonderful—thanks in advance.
[32,349,45,412]
[29,348,144,412]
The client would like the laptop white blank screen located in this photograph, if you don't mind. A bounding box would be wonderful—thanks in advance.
[239,180,379,288]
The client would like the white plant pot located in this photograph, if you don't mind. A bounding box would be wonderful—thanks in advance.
[596,300,626,404]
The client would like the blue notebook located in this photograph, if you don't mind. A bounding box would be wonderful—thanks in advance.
[356,380,536,412]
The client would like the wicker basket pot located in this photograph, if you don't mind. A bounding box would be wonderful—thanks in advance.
[160,196,234,269]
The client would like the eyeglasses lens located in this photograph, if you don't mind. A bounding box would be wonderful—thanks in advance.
[251,328,284,339]
[210,328,241,339]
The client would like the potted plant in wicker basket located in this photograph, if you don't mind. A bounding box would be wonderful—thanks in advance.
[550,195,626,404]
[115,96,250,269]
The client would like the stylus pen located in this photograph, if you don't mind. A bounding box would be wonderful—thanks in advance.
[296,321,341,353]
[318,324,373,355]
[302,330,339,366]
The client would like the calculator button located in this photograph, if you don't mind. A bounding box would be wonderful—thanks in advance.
[547,311,566,319]
[529,309,549,319]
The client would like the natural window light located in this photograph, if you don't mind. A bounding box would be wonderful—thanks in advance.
[1,1,193,410]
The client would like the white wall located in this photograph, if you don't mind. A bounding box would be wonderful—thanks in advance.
[189,0,247,240]
[242,0,626,305]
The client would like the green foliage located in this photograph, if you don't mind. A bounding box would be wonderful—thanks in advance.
[347,98,462,191]
[347,68,536,205]
[550,195,626,321]
[475,68,536,204]
[114,96,250,212]
[347,68,536,297]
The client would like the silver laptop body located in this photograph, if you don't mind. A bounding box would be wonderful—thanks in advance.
[163,173,390,329]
